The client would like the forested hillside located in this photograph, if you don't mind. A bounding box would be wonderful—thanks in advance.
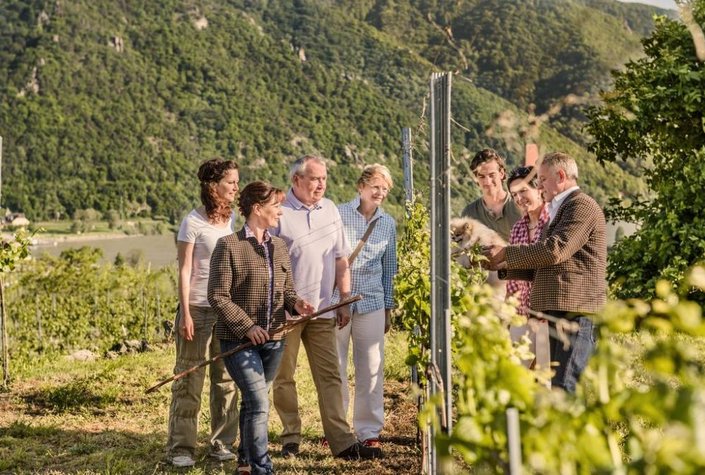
[349,0,667,141]
[0,0,661,222]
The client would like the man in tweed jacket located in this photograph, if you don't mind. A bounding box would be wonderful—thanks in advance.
[487,152,606,392]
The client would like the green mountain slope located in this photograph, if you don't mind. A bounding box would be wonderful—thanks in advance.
[0,0,656,221]
[349,0,665,141]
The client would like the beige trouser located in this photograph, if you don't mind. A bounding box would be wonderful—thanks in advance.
[273,317,357,456]
[166,305,239,458]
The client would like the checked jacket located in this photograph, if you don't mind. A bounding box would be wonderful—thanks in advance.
[208,227,299,342]
[502,190,607,314]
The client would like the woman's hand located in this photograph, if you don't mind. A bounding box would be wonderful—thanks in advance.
[294,299,315,316]
[180,313,195,341]
[246,325,270,345]
[384,309,392,334]
[336,305,351,329]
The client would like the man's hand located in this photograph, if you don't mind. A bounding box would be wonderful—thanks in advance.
[483,245,507,271]
[246,324,269,345]
[384,309,392,333]
[336,305,351,329]
[294,298,315,316]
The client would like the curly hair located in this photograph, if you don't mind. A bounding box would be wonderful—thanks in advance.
[197,158,239,223]
[238,181,285,219]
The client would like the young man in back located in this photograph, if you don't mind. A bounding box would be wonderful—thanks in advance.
[461,148,522,241]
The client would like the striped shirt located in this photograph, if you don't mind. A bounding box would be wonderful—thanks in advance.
[334,196,397,314]
[506,206,549,316]
[271,190,350,319]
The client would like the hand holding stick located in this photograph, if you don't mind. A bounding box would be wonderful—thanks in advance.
[145,295,362,394]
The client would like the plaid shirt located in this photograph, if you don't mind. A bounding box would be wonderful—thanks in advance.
[333,196,397,314]
[506,206,549,315]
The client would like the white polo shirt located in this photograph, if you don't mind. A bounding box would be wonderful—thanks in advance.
[270,190,351,319]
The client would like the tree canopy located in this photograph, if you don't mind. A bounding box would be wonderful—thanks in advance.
[586,0,705,303]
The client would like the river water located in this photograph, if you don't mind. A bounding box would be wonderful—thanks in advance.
[31,234,178,269]
[29,220,635,270]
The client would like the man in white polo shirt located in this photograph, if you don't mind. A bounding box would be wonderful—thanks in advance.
[271,155,382,460]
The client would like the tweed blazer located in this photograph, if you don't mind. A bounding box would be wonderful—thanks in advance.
[502,190,606,314]
[208,227,299,341]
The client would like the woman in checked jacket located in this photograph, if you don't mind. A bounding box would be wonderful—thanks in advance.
[208,181,314,475]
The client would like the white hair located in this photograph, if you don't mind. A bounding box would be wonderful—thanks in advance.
[289,155,327,181]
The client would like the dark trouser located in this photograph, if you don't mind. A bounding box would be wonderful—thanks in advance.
[545,311,596,393]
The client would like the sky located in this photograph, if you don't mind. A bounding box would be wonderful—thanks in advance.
[618,0,677,9]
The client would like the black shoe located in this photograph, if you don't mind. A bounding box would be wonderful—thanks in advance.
[336,442,383,460]
[281,442,300,459]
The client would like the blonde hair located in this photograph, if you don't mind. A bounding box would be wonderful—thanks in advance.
[357,163,393,189]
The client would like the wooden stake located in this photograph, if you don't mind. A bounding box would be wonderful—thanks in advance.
[145,295,362,394]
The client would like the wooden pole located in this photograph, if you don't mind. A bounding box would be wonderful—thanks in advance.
[35,295,43,348]
[142,287,147,341]
[145,295,362,394]
[507,407,522,474]
[1,275,8,389]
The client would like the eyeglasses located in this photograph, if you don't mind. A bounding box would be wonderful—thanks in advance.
[368,185,390,195]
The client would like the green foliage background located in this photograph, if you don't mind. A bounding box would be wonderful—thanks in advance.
[0,0,657,222]
[397,197,705,473]
[587,1,705,304]
[5,247,177,374]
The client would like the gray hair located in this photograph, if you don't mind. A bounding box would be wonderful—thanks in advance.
[541,152,579,181]
[289,155,327,182]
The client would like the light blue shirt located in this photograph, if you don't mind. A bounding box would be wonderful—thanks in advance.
[271,190,350,319]
[548,186,580,224]
[334,196,397,314]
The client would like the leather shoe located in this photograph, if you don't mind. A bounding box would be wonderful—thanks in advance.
[336,442,382,460]
[281,442,299,459]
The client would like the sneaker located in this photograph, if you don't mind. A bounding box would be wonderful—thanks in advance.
[362,438,381,448]
[281,442,300,459]
[210,443,237,461]
[336,442,383,460]
[171,454,196,467]
[320,437,329,448]
[237,462,252,475]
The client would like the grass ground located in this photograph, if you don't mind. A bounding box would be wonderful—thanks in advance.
[0,331,421,474]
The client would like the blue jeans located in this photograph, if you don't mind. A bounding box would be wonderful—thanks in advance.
[221,339,285,475]
[547,313,596,393]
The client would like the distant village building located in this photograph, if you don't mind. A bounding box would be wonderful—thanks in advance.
[4,213,30,227]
